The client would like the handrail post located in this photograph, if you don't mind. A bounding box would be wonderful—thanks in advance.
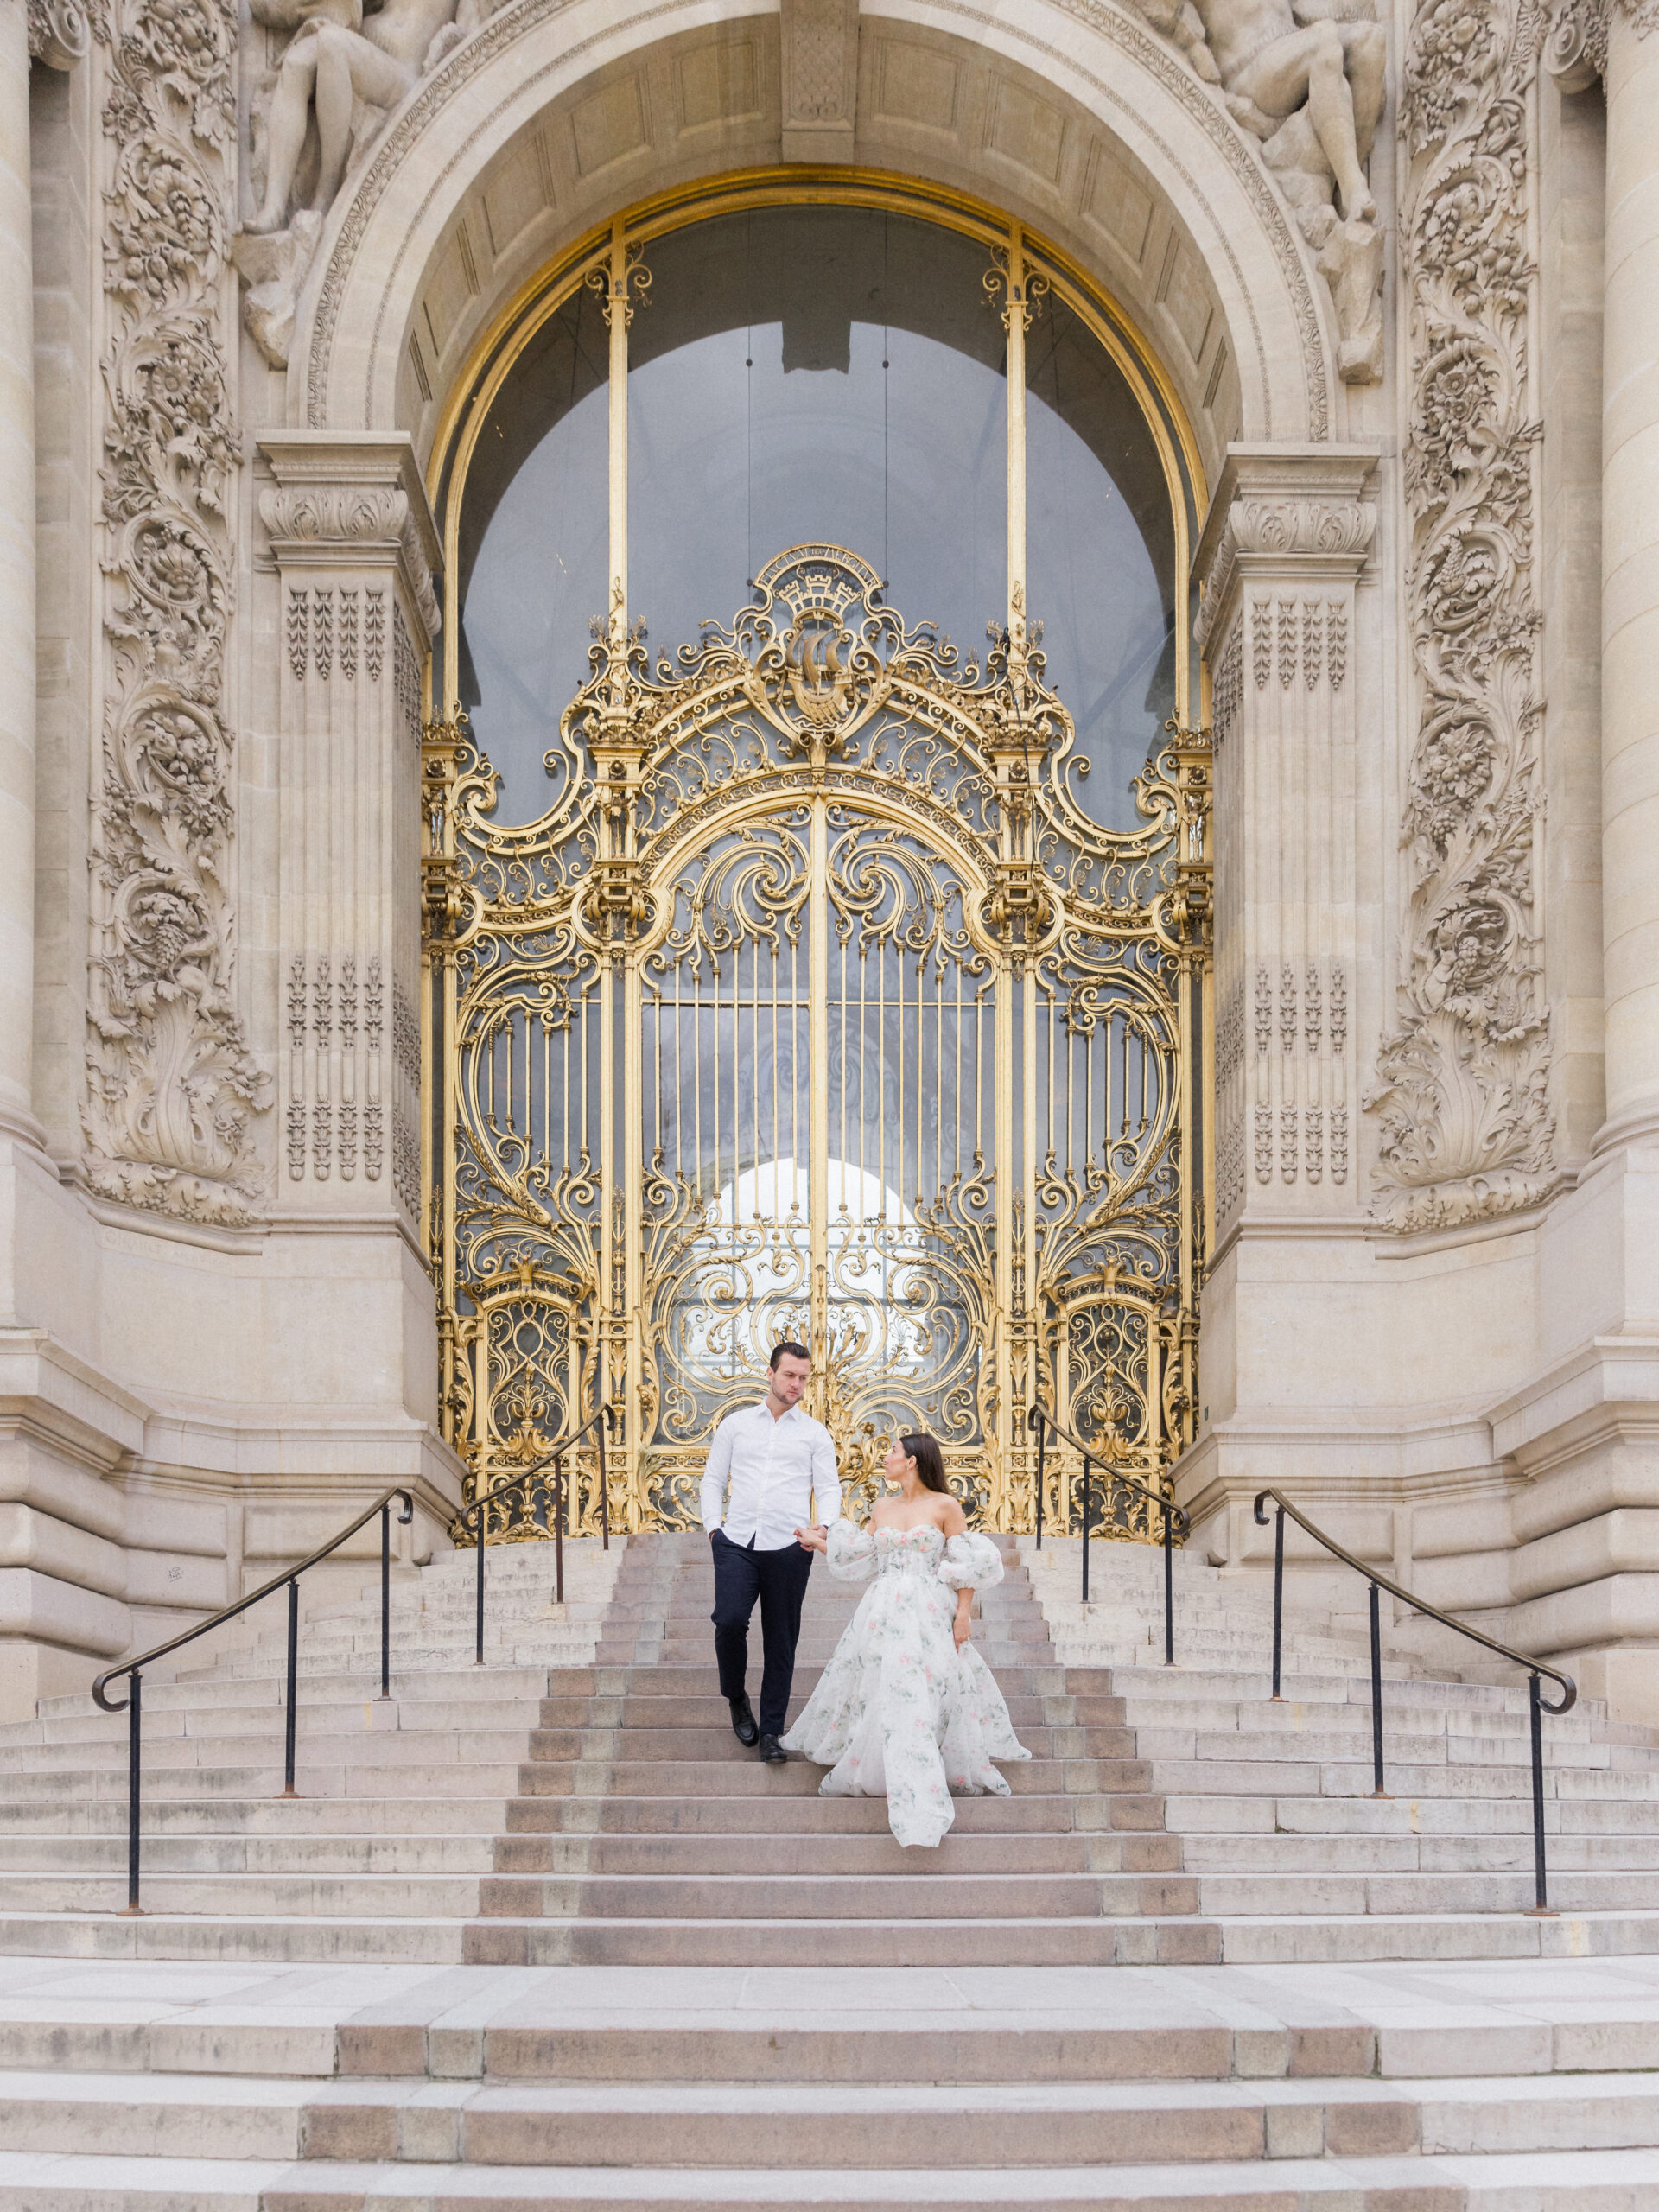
[1034,1412,1045,1551]
[282,1578,300,1796]
[1527,1672,1555,1916]
[1164,1499,1174,1666]
[123,1670,143,1915]
[555,1454,565,1607]
[379,1502,392,1701]
[598,1414,610,1551]
[475,1495,486,1666]
[1081,1454,1090,1604]
[1270,1503,1284,1700]
[1369,1581,1387,1797]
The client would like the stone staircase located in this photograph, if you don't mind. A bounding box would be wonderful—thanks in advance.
[0,1527,1656,2202]
[1026,1535,1659,1927]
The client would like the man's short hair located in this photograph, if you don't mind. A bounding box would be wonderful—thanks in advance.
[769,1340,810,1370]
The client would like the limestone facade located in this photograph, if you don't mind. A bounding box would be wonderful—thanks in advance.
[3,0,1659,1724]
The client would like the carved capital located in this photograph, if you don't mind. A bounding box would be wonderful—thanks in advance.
[1546,0,1659,82]
[258,435,442,649]
[27,0,92,67]
[1193,449,1378,652]
[780,0,858,163]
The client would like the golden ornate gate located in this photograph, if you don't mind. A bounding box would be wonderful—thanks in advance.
[423,540,1212,1534]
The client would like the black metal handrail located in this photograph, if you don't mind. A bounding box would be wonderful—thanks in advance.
[92,1486,415,1914]
[1027,1404,1189,1662]
[1253,1485,1576,1915]
[458,1402,618,1663]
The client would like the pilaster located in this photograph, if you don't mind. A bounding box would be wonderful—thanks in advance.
[257,434,440,1241]
[1178,445,1382,1591]
[1196,447,1376,1243]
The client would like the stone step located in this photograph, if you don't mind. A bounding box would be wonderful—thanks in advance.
[508,1757,1141,1797]
[1178,1830,1659,1872]
[0,1910,1220,1968]
[6,2066,1659,2168]
[1,2145,1654,2207]
[499,1793,1147,1835]
[473,1871,1199,1921]
[0,1836,503,1874]
[12,1908,1659,1968]
[0,1797,513,1835]
[1144,1757,1646,1799]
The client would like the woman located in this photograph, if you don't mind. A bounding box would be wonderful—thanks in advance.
[782,1432,1031,1847]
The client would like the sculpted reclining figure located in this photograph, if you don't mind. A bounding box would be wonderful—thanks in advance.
[1195,0,1385,225]
[245,0,479,235]
[1134,0,1386,378]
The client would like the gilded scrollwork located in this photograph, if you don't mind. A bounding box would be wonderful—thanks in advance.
[1365,0,1558,1233]
[431,548,1205,1536]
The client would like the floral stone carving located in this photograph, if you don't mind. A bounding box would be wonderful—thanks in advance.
[88,0,270,1226]
[1126,0,1387,381]
[1363,0,1556,1232]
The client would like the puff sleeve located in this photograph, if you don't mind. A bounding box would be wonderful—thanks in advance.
[938,1532,1005,1592]
[824,1519,878,1582]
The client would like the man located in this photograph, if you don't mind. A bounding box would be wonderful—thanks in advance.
[701,1343,839,1763]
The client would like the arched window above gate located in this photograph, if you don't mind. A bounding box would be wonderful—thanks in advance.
[423,176,1212,1540]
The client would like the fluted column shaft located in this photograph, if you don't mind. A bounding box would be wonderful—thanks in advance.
[1599,6,1659,1142]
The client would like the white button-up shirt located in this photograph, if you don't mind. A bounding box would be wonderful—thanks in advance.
[701,1400,841,1551]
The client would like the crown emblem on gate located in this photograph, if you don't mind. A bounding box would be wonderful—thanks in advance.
[753,545,884,749]
[757,544,878,626]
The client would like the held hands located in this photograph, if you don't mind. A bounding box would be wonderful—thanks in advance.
[795,1524,830,1554]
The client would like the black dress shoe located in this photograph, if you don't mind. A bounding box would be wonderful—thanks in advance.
[758,1733,786,1763]
[728,1695,759,1747]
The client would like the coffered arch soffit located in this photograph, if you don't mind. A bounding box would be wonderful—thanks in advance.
[291,0,1337,467]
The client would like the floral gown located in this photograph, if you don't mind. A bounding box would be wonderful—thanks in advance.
[779,1521,1032,1847]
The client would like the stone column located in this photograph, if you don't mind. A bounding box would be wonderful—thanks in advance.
[1180,445,1378,1573]
[0,0,36,1136]
[1598,3,1659,1147]
[1194,448,1376,1242]
[257,435,440,1238]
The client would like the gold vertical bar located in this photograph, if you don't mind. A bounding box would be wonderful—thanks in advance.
[623,945,644,1522]
[810,799,830,1367]
[1006,224,1027,631]
[608,215,629,626]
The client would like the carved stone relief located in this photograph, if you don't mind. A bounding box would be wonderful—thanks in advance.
[1122,0,1386,379]
[232,0,493,365]
[1364,0,1557,1233]
[781,0,858,162]
[87,0,271,1229]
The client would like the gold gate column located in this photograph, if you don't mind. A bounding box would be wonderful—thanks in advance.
[588,219,649,1522]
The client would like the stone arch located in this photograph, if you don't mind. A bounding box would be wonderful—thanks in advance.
[289,0,1338,469]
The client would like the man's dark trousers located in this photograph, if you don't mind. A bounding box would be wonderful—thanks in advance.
[710,1529,813,1738]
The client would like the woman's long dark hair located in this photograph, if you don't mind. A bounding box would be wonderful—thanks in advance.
[898,1431,950,1494]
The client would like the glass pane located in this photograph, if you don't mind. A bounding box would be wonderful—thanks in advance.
[1027,294,1176,831]
[628,207,1007,668]
[457,283,609,823]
